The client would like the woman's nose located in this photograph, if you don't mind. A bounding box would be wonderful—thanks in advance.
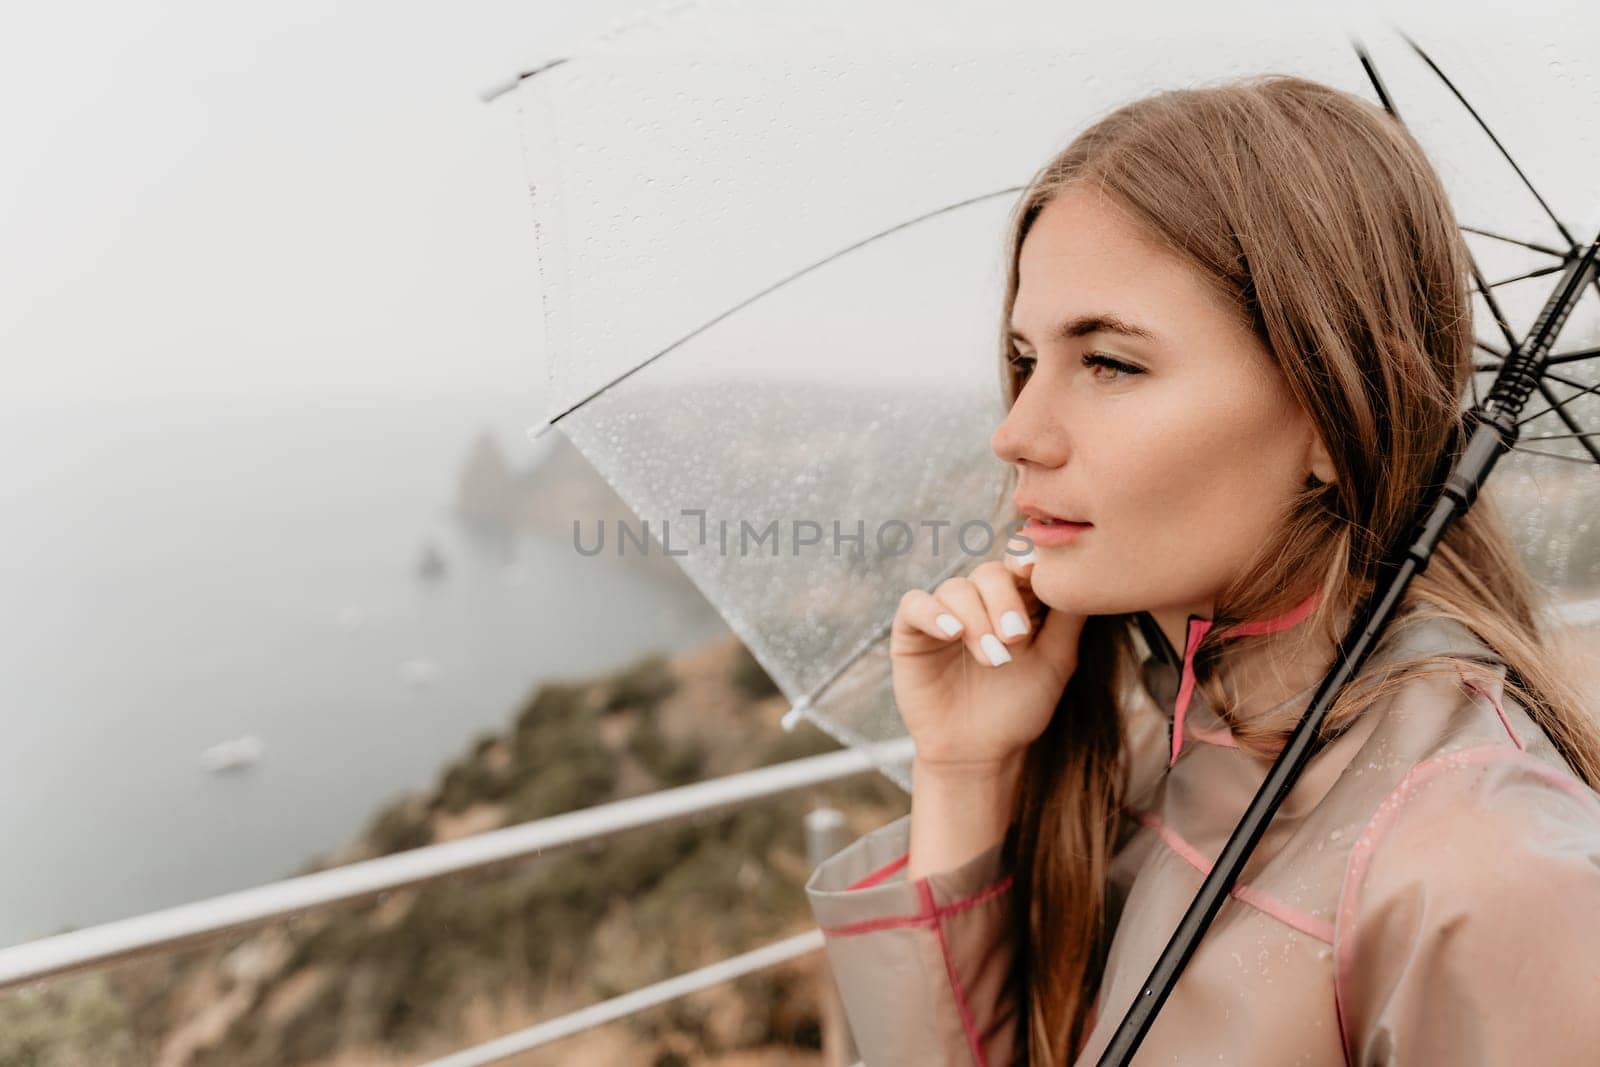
[991,379,1067,467]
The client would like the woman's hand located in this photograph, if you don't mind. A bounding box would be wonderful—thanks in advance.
[890,551,1087,779]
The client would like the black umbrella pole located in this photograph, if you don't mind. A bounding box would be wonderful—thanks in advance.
[1097,230,1600,1066]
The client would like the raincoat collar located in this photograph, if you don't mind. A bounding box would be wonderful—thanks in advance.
[1136,590,1324,767]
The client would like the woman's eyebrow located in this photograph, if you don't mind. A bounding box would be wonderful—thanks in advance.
[1006,313,1158,345]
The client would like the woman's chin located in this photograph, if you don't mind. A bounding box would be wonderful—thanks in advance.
[1031,575,1095,615]
[1032,571,1147,619]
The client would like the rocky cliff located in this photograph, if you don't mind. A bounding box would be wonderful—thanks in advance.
[0,636,907,1066]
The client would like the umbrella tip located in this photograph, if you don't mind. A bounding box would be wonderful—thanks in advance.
[780,696,812,733]
[526,421,555,442]
[477,73,525,105]
[478,57,572,104]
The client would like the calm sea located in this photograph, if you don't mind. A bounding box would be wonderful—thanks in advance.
[0,389,725,947]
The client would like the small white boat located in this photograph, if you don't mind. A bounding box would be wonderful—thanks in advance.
[200,734,266,773]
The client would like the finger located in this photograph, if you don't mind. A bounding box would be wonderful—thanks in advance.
[1003,539,1039,591]
[967,560,1034,647]
[933,577,1014,668]
[1003,540,1038,581]
[1002,546,1046,626]
[891,588,968,650]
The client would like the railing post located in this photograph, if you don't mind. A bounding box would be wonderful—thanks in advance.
[804,806,859,1067]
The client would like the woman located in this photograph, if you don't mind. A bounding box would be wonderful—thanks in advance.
[805,74,1600,1066]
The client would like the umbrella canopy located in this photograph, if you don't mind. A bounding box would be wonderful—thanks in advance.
[502,3,1600,791]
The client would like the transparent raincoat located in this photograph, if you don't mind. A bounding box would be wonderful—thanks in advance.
[806,606,1600,1065]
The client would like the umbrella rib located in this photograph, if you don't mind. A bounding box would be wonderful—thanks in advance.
[1548,345,1600,366]
[1414,34,1600,342]
[1542,368,1600,393]
[1530,379,1600,463]
[1400,32,1600,312]
[1473,341,1504,404]
[1461,224,1568,259]
[1353,41,1400,115]
[1519,374,1600,428]
[1399,31,1576,248]
[1521,430,1600,442]
[1469,263,1522,352]
[478,57,571,104]
[1485,262,1570,289]
[1357,39,1522,353]
[1519,373,1600,421]
[1511,445,1596,464]
[536,186,1025,433]
[793,540,989,716]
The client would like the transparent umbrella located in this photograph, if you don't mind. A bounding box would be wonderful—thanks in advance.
[493,4,1600,796]
[487,4,1600,1060]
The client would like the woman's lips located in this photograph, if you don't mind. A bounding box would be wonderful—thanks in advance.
[1021,517,1092,547]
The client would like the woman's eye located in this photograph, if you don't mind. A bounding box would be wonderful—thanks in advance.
[1009,350,1142,383]
[1082,352,1142,382]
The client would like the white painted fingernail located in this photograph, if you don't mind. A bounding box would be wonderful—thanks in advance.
[1000,610,1028,638]
[981,633,1012,666]
[936,613,964,637]
[1015,547,1036,566]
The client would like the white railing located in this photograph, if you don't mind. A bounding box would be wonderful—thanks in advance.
[0,737,913,992]
[421,929,830,1067]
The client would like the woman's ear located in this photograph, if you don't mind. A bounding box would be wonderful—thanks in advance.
[1306,428,1337,486]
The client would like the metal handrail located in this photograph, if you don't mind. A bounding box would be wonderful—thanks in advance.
[420,929,828,1067]
[0,737,915,992]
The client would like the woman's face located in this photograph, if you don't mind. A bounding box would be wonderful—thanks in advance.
[992,185,1333,628]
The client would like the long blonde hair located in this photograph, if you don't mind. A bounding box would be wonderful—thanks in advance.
[990,74,1600,1065]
